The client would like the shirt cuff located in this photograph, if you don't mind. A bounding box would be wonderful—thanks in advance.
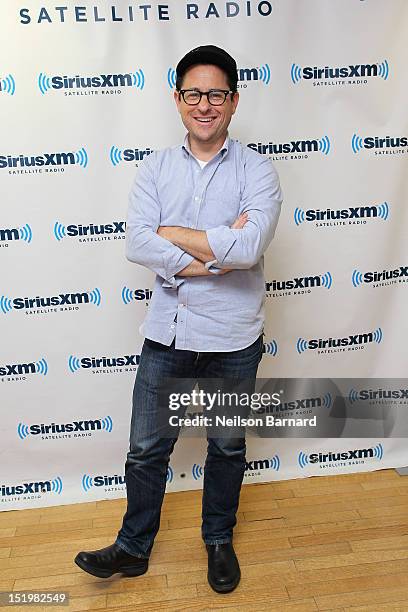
[204,260,223,274]
[206,226,237,267]
[161,276,186,289]
[161,250,194,289]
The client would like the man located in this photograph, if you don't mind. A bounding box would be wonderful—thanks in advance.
[75,45,282,593]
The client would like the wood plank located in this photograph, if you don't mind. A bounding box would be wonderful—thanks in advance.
[315,585,408,610]
[0,514,41,528]
[292,483,364,497]
[0,527,16,537]
[351,534,408,552]
[16,519,93,536]
[1,561,92,581]
[279,489,406,508]
[1,526,129,549]
[284,511,361,527]
[357,503,408,519]
[360,478,408,491]
[0,550,92,570]
[106,585,198,606]
[287,570,407,599]
[10,536,116,557]
[289,525,408,549]
[236,520,312,536]
[312,515,408,534]
[0,579,14,590]
[295,549,408,571]
[59,594,107,611]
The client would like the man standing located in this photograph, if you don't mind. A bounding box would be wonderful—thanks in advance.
[75,45,282,593]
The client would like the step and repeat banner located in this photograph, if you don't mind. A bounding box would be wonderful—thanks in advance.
[1,0,407,510]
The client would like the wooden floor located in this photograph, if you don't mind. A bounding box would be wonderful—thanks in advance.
[1,469,408,611]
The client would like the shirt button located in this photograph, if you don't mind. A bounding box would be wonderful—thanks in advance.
[170,325,175,329]
[179,303,184,308]
[194,196,199,202]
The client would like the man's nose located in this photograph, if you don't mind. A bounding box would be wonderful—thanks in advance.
[197,94,211,113]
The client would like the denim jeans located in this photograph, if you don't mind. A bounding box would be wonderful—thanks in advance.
[115,333,263,558]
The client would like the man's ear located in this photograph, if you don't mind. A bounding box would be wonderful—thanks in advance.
[231,91,239,114]
[174,90,181,112]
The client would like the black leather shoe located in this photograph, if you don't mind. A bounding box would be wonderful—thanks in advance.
[74,543,148,578]
[206,543,241,593]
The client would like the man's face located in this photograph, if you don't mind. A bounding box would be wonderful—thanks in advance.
[174,64,239,148]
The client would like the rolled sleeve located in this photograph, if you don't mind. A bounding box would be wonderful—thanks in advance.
[205,226,237,268]
[161,251,195,288]
[205,157,282,270]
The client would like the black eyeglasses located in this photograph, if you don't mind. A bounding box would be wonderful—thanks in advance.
[178,89,234,106]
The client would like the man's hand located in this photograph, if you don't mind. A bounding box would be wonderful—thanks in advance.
[230,212,248,230]
[177,259,231,277]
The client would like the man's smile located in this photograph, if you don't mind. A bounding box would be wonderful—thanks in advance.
[193,116,217,124]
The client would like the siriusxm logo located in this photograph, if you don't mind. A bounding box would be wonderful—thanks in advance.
[83,466,173,488]
[352,266,408,287]
[68,353,140,373]
[0,224,32,244]
[248,135,331,159]
[294,202,389,226]
[291,60,389,85]
[53,220,125,241]
[192,456,280,480]
[352,134,408,154]
[82,473,125,492]
[109,146,154,166]
[0,358,48,378]
[38,70,145,95]
[266,272,332,295]
[0,289,101,314]
[0,74,16,95]
[263,339,278,357]
[166,64,271,89]
[298,444,383,468]
[1,477,62,498]
[18,416,113,440]
[0,148,88,171]
[121,286,152,304]
[297,328,383,354]
[255,393,332,415]
[349,387,408,404]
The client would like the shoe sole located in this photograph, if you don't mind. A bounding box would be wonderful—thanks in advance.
[74,555,148,579]
[207,569,241,593]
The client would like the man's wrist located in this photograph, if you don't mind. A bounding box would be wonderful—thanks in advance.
[177,258,211,277]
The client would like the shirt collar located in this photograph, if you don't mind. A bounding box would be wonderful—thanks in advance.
[182,134,230,160]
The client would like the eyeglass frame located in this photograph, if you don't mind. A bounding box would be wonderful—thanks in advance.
[177,88,236,106]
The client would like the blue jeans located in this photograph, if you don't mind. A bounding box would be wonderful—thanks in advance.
[115,334,263,558]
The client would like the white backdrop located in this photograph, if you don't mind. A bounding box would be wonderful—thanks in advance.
[1,0,407,510]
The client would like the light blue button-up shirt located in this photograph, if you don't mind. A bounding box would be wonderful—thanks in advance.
[126,136,283,352]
